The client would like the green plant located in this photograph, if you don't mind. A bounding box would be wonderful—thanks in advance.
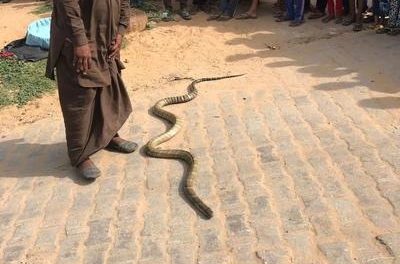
[31,2,53,15]
[0,59,56,107]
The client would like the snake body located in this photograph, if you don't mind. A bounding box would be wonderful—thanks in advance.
[145,74,244,219]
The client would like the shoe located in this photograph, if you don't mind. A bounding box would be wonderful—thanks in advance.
[276,16,291,22]
[334,16,343,24]
[235,12,257,19]
[217,14,233,21]
[180,8,192,20]
[308,11,325,19]
[106,139,138,153]
[342,15,355,26]
[322,15,334,23]
[289,20,304,27]
[162,9,175,22]
[77,159,101,180]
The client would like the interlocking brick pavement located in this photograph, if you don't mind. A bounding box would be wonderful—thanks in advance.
[1,19,400,264]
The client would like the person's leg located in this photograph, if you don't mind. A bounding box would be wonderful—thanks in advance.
[353,0,365,30]
[179,0,192,19]
[304,0,310,12]
[388,0,400,28]
[334,0,344,22]
[323,0,335,22]
[309,0,326,18]
[208,0,227,20]
[343,0,355,24]
[236,0,258,18]
[336,0,343,16]
[343,0,349,14]
[247,0,259,16]
[290,0,304,25]
[285,0,295,19]
[317,0,327,12]
[56,55,100,179]
[163,0,173,11]
[162,0,175,21]
[395,0,400,28]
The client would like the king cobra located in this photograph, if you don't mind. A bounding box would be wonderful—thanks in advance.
[145,74,244,219]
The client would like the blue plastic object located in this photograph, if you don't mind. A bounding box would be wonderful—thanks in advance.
[25,17,51,50]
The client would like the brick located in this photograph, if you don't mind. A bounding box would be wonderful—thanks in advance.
[255,248,291,264]
[85,219,112,246]
[319,241,355,264]
[226,214,251,236]
[139,238,164,261]
[376,232,400,258]
[2,245,25,262]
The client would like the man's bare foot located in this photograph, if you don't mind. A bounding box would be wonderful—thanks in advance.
[106,136,138,153]
[77,158,101,180]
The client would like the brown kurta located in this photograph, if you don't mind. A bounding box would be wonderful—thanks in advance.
[46,0,132,166]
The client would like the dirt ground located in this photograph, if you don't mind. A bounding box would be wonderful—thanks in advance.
[2,1,400,263]
[0,0,399,135]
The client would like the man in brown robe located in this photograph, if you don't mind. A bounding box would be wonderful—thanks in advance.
[46,0,137,179]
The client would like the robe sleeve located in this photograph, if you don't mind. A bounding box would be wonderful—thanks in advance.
[59,0,88,46]
[118,0,130,36]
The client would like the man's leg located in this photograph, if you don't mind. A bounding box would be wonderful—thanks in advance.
[388,0,400,28]
[353,0,365,30]
[284,0,295,20]
[343,0,349,14]
[236,0,258,19]
[343,0,355,24]
[179,0,192,19]
[290,0,304,25]
[335,0,343,17]
[56,55,101,179]
[324,0,335,22]
[308,0,326,19]
[317,0,328,12]
[334,0,344,22]
[163,0,173,11]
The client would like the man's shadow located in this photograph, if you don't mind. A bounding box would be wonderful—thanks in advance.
[0,139,91,185]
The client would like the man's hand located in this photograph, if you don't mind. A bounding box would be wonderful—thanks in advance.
[109,34,123,59]
[73,44,91,75]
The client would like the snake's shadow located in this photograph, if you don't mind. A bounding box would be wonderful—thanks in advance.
[139,107,211,220]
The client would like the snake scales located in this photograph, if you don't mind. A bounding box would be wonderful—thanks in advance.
[145,74,244,219]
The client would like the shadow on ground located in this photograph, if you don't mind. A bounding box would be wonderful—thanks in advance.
[0,139,92,185]
[155,1,400,109]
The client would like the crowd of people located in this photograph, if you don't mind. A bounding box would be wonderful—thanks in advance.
[156,0,399,34]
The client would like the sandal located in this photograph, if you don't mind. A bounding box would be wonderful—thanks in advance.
[334,16,343,24]
[207,12,222,21]
[161,9,175,22]
[235,12,257,19]
[342,16,355,26]
[106,139,138,153]
[276,16,291,22]
[375,26,389,34]
[308,11,325,19]
[179,8,192,20]
[322,15,335,23]
[289,20,304,27]
[217,14,233,21]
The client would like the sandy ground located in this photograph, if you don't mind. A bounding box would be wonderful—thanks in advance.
[2,1,400,263]
[0,0,399,135]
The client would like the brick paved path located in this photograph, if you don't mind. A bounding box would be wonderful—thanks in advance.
[1,21,400,264]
